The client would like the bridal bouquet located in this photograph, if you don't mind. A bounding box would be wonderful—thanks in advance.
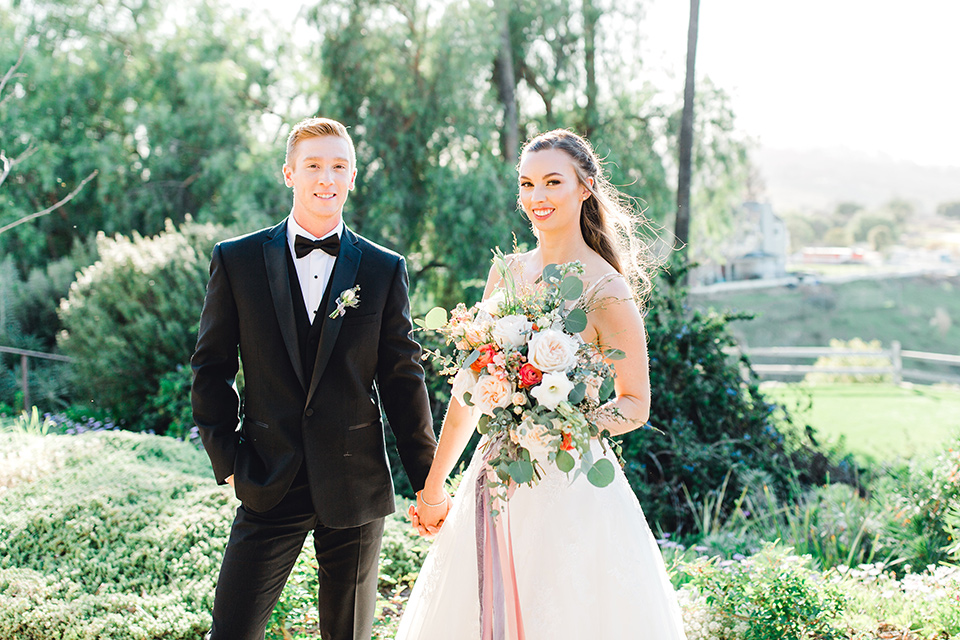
[419,252,625,506]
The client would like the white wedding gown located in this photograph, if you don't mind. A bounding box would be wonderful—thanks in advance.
[396,438,688,639]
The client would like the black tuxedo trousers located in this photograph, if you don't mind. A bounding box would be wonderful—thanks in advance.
[192,220,437,640]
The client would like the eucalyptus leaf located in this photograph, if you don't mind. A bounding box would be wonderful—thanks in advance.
[599,376,615,401]
[423,306,448,330]
[586,458,616,487]
[567,382,587,405]
[476,414,490,434]
[508,459,535,484]
[463,391,474,407]
[462,349,481,369]
[541,263,561,283]
[559,276,584,300]
[564,308,588,334]
[555,449,575,473]
[604,348,626,360]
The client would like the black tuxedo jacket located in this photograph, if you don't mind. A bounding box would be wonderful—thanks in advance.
[191,219,437,527]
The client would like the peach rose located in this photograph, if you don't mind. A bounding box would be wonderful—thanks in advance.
[526,329,579,372]
[472,374,514,416]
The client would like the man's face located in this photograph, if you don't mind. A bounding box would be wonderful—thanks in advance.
[282,135,357,232]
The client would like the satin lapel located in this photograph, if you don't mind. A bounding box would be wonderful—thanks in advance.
[263,221,307,392]
[306,228,362,406]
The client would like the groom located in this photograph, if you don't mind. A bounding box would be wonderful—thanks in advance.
[191,117,443,640]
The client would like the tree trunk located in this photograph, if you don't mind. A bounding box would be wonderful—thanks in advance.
[675,0,700,256]
[494,1,519,163]
[582,0,600,137]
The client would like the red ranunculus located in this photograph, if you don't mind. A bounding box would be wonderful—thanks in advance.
[560,432,574,451]
[470,343,498,372]
[518,363,543,388]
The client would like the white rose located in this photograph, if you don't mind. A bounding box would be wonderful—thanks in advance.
[451,368,479,407]
[479,289,506,316]
[529,371,575,410]
[492,314,532,349]
[526,328,580,372]
[472,374,514,416]
[515,418,554,461]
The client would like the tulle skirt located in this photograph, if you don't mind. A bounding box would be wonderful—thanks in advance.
[396,439,688,639]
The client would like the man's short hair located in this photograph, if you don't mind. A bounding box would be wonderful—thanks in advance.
[285,117,356,168]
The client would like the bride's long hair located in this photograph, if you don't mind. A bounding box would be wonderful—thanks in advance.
[519,129,656,303]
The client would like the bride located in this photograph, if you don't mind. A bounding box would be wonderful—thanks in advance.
[397,129,688,639]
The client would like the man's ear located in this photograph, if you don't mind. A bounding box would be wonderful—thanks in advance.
[282,163,294,187]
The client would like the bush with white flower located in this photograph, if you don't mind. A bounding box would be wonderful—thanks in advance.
[418,251,631,506]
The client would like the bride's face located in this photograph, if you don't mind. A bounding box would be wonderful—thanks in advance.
[517,148,591,234]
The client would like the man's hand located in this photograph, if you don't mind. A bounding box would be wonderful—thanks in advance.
[408,490,451,537]
[225,474,235,488]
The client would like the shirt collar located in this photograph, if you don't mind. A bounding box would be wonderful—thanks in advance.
[287,215,344,255]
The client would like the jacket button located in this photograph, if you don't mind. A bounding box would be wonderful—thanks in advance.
[305,408,314,417]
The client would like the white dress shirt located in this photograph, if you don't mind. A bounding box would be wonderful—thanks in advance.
[287,216,343,322]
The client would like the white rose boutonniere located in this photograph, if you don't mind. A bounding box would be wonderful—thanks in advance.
[330,285,361,319]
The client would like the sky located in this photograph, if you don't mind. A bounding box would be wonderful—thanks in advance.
[641,0,960,168]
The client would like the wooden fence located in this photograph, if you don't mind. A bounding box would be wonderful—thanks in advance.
[0,346,74,412]
[730,341,960,385]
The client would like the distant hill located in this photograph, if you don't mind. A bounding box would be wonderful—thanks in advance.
[753,147,960,214]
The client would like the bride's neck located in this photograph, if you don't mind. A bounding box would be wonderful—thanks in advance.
[537,228,590,269]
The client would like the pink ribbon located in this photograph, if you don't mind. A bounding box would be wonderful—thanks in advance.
[476,453,526,640]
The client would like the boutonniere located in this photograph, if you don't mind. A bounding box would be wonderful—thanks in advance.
[330,285,361,319]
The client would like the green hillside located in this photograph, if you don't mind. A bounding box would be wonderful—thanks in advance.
[690,274,960,357]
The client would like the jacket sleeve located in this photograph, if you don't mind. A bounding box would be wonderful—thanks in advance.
[375,256,438,491]
[191,243,242,484]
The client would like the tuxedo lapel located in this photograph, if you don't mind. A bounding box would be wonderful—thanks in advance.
[263,220,308,392]
[306,226,362,406]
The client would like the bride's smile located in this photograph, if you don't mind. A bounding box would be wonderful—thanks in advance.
[518,147,591,233]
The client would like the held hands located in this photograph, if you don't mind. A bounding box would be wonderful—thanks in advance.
[408,489,451,537]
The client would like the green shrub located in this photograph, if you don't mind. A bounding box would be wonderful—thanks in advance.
[0,431,229,639]
[679,544,846,640]
[57,218,226,431]
[876,444,960,570]
[624,263,837,533]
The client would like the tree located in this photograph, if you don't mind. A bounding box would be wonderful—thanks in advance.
[674,0,700,254]
[1,0,287,275]
[936,200,960,219]
[0,41,98,239]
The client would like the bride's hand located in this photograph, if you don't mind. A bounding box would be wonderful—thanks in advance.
[408,491,451,537]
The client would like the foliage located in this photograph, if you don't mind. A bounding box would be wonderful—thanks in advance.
[621,262,838,533]
[2,428,958,639]
[144,365,200,443]
[1,0,286,275]
[937,200,960,219]
[57,218,226,431]
[874,445,960,571]
[835,563,960,639]
[678,545,846,640]
[0,431,226,639]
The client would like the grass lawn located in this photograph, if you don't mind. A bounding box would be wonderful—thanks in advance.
[761,382,960,461]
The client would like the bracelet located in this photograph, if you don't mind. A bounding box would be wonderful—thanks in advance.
[416,490,446,508]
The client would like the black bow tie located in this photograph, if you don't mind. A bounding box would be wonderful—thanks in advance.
[295,234,340,259]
